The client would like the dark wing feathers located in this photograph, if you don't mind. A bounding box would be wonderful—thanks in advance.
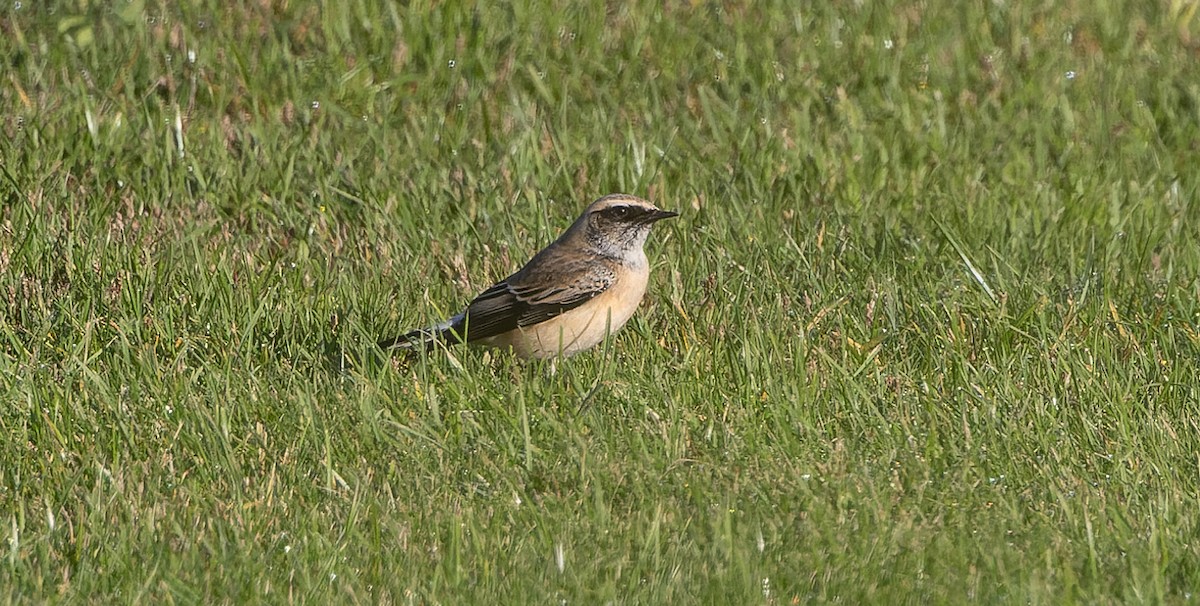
[447,250,616,342]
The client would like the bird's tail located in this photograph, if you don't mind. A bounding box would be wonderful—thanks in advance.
[377,316,464,352]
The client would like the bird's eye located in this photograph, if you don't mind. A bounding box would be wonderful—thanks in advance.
[612,206,630,217]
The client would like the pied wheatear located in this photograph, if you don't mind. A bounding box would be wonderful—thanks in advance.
[379,194,677,359]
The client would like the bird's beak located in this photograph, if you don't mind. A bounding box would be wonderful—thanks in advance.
[646,209,679,223]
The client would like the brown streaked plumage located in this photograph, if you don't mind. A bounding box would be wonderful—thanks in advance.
[379,194,677,359]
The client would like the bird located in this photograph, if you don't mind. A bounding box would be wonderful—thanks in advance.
[379,193,678,359]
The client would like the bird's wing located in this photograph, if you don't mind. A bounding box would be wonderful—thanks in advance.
[450,253,616,342]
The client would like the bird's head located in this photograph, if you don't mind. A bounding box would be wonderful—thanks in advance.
[573,194,677,258]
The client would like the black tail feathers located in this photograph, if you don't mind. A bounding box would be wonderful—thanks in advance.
[377,322,463,353]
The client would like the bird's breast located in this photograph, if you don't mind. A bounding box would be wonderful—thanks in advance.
[480,265,650,359]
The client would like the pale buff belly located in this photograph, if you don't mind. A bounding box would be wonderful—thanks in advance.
[477,270,649,359]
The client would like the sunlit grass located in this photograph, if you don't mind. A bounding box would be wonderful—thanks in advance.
[2,0,1199,602]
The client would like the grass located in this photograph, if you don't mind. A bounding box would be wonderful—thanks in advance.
[2,0,1199,602]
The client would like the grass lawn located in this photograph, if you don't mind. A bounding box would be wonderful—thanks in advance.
[3,0,1199,602]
